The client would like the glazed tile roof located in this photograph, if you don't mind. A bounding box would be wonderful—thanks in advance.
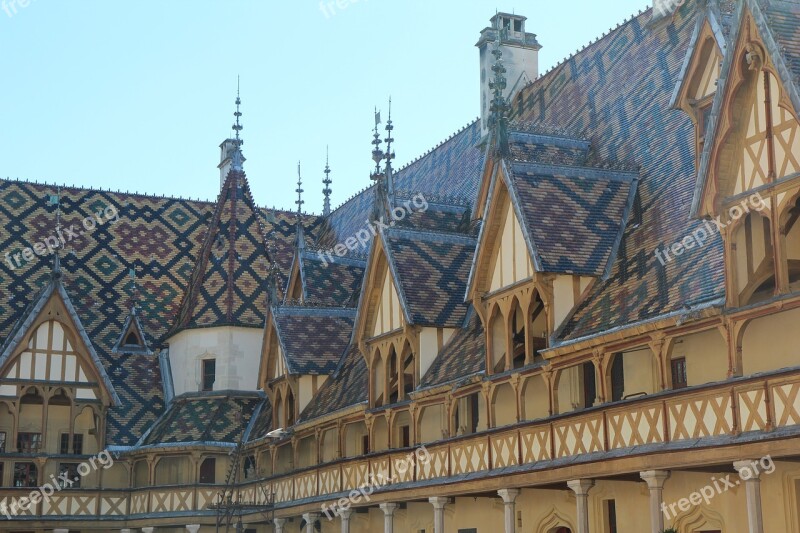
[509,162,638,276]
[763,0,800,85]
[140,391,263,446]
[384,228,477,328]
[0,179,314,445]
[509,2,728,343]
[508,130,591,166]
[299,344,367,422]
[298,251,365,308]
[419,313,485,389]
[246,397,274,442]
[272,306,356,375]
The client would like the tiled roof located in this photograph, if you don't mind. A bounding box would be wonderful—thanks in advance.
[299,344,367,422]
[300,251,365,308]
[509,162,638,276]
[764,0,800,86]
[0,180,311,445]
[246,398,274,442]
[273,306,356,375]
[140,392,263,446]
[508,130,591,166]
[384,228,476,328]
[419,313,485,388]
[171,171,273,331]
[510,3,727,343]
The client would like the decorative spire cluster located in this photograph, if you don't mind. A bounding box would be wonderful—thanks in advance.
[295,162,305,250]
[231,77,245,172]
[322,147,332,217]
[369,100,397,220]
[489,42,511,156]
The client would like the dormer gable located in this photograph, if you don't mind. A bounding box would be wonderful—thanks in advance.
[112,306,152,355]
[355,236,408,346]
[0,274,120,406]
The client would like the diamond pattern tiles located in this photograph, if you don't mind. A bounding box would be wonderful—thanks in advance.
[299,344,367,423]
[512,2,727,343]
[273,306,356,375]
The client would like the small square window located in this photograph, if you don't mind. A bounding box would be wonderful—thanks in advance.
[671,357,688,389]
[17,433,41,453]
[13,462,37,487]
[202,359,216,392]
[58,464,81,489]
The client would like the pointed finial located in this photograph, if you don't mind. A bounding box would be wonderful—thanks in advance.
[383,97,396,206]
[231,77,245,172]
[322,146,332,217]
[370,107,384,180]
[295,162,306,251]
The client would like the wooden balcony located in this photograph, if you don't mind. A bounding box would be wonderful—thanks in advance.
[1,367,800,521]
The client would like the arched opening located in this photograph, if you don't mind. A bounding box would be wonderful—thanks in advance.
[0,402,14,453]
[319,427,338,463]
[453,392,486,436]
[782,194,800,290]
[296,435,316,468]
[258,450,273,477]
[734,212,775,305]
[522,374,549,421]
[387,347,400,404]
[285,389,296,427]
[133,459,149,487]
[372,415,389,452]
[343,421,368,457]
[510,300,526,368]
[154,456,191,485]
[391,410,412,448]
[492,382,517,427]
[401,346,415,398]
[18,389,43,452]
[670,329,728,387]
[74,405,99,455]
[274,390,284,429]
[530,292,548,363]
[418,404,445,443]
[742,306,800,375]
[489,307,507,374]
[373,354,385,407]
[274,444,293,474]
[199,457,217,484]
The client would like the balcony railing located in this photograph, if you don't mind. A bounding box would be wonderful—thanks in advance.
[1,367,799,520]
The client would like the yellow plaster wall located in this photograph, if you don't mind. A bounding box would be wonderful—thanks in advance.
[489,201,534,293]
[742,306,800,375]
[673,328,729,386]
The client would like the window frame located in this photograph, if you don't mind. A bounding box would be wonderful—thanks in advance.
[201,359,216,392]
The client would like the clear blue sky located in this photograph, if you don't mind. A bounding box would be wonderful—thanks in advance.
[0,0,648,212]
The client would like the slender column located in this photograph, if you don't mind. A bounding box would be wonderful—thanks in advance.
[379,502,399,533]
[640,470,670,533]
[120,530,131,533]
[734,460,765,533]
[497,489,520,533]
[141,528,154,533]
[303,512,321,533]
[186,525,201,533]
[273,517,287,533]
[338,507,353,533]
[567,479,594,533]
[54,530,68,533]
[429,496,450,533]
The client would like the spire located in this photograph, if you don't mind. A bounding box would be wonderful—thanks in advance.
[384,97,396,204]
[322,146,332,217]
[231,77,245,172]
[295,162,305,251]
[489,40,511,156]
[48,188,62,279]
[370,108,390,221]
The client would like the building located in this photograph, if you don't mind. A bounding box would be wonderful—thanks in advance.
[0,0,799,531]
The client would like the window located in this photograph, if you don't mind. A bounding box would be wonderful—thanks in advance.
[58,464,81,488]
[13,462,37,487]
[514,19,522,32]
[400,425,410,448]
[605,499,618,533]
[671,357,688,389]
[582,362,596,409]
[361,434,370,455]
[610,354,625,402]
[60,433,84,455]
[202,359,216,392]
[124,331,139,346]
[0,431,5,453]
[17,433,41,453]
[243,456,256,480]
[199,458,216,484]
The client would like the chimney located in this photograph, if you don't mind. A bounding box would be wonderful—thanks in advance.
[477,13,541,137]
[217,138,245,188]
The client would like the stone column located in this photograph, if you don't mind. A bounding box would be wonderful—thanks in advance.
[141,528,154,533]
[498,488,520,533]
[734,460,765,533]
[429,496,450,533]
[120,530,131,533]
[54,530,69,533]
[273,517,287,533]
[185,525,200,533]
[303,512,321,533]
[640,470,670,533]
[379,502,399,533]
[567,479,594,533]
[338,507,353,533]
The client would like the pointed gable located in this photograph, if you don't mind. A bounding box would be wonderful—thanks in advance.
[355,236,409,344]
[171,169,271,332]
[0,271,120,406]
[112,306,152,355]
